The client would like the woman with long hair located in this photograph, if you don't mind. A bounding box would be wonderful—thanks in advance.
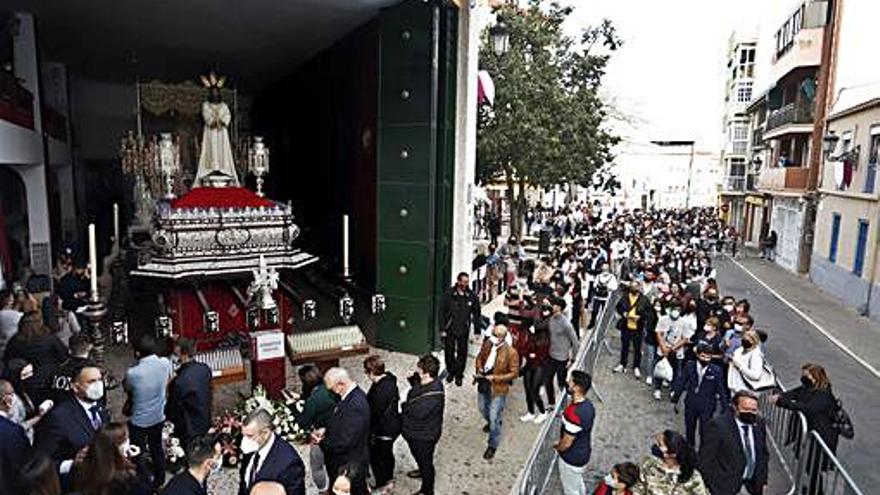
[3,311,67,404]
[72,423,150,495]
[634,430,709,495]
[771,363,839,495]
[19,455,61,495]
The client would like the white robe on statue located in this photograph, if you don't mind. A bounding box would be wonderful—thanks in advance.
[195,100,240,186]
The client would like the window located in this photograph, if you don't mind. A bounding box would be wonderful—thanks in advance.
[854,219,869,276]
[866,132,880,193]
[829,213,841,263]
[736,82,753,103]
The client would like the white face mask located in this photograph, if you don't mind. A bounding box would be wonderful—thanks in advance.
[723,305,734,312]
[210,455,223,474]
[119,440,130,457]
[604,473,618,488]
[734,324,743,332]
[85,381,104,402]
[240,436,260,455]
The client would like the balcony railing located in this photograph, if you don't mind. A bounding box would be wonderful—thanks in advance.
[766,102,814,132]
[723,175,747,192]
[752,128,764,147]
[757,166,809,191]
[0,70,34,129]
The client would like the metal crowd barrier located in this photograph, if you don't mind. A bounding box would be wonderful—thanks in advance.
[757,380,865,495]
[471,260,511,304]
[509,291,622,495]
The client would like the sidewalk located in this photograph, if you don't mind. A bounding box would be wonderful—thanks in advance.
[732,255,880,374]
[543,328,789,494]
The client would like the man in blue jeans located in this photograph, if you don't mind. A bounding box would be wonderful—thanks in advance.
[474,324,519,460]
[124,334,173,489]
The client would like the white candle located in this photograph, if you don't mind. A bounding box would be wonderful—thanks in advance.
[88,223,98,301]
[343,214,350,277]
[113,203,120,251]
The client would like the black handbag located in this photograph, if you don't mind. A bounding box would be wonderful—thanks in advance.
[831,397,855,439]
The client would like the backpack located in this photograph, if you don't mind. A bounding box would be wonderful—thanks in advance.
[831,397,855,440]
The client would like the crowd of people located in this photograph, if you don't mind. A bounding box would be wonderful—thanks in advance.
[476,206,848,495]
[0,206,850,495]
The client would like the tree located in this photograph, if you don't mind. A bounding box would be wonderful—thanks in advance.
[477,0,621,238]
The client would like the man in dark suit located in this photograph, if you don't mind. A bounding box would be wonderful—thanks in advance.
[0,379,32,493]
[440,273,482,386]
[238,409,305,495]
[672,344,729,447]
[34,365,109,476]
[162,435,222,495]
[698,390,768,495]
[314,367,370,495]
[166,339,213,447]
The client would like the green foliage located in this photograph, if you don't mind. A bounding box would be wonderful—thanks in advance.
[477,1,621,192]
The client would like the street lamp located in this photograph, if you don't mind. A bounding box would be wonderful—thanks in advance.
[489,19,510,57]
[822,132,839,159]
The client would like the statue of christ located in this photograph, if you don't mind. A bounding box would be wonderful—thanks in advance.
[194,80,240,187]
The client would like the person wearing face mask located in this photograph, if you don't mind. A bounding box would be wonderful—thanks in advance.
[401,354,445,495]
[238,408,305,495]
[722,315,753,360]
[592,462,640,495]
[587,263,618,330]
[440,272,482,387]
[520,314,551,424]
[727,330,767,395]
[0,378,32,493]
[34,365,108,478]
[161,435,223,495]
[694,289,721,334]
[634,430,708,495]
[770,363,839,495]
[614,281,652,377]
[474,324,520,460]
[698,391,768,495]
[671,345,728,447]
[362,355,400,495]
[652,303,689,400]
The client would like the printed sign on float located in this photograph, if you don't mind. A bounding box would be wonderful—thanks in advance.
[251,330,285,361]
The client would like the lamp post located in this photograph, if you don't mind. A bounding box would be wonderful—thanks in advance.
[651,140,696,208]
[489,19,510,57]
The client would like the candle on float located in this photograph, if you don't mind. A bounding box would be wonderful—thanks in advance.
[88,223,98,301]
[343,214,350,277]
[113,203,120,251]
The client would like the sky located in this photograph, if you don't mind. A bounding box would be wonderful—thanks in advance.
[565,0,796,152]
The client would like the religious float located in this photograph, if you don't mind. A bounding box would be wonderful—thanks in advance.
[118,73,375,397]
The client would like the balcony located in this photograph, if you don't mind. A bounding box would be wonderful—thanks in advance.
[752,127,764,147]
[722,175,747,192]
[765,102,814,133]
[757,166,809,191]
[0,70,34,129]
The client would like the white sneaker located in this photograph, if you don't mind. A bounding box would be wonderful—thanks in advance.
[533,412,548,423]
[645,376,653,385]
[613,364,625,373]
[634,368,642,379]
[653,390,662,401]
[520,413,535,422]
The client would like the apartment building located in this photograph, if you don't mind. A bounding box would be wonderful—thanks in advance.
[719,32,758,235]
[752,0,830,272]
[810,0,880,320]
